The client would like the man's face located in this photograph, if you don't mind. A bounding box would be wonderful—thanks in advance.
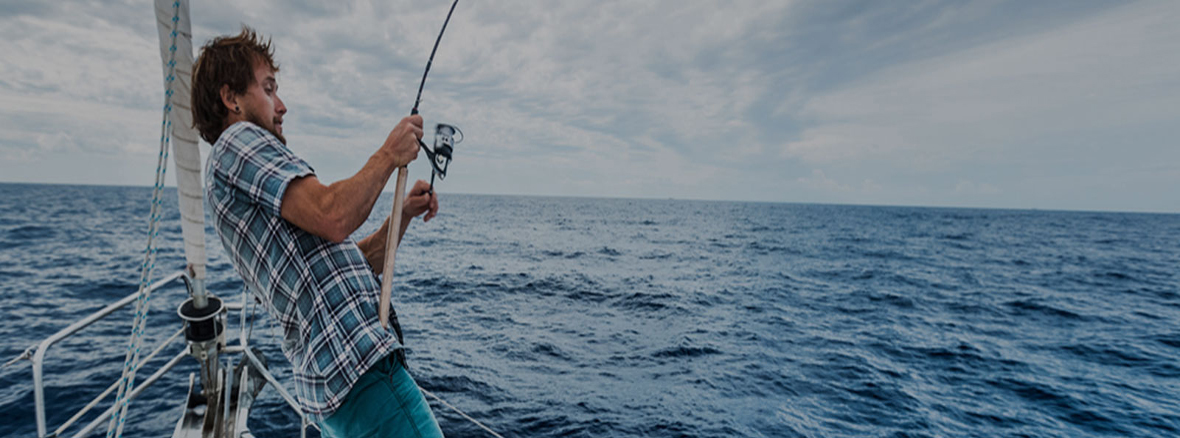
[240,60,287,143]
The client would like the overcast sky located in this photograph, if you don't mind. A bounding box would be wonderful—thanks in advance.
[1,0,1178,212]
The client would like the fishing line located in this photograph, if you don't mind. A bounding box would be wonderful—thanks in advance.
[412,0,462,194]
[412,0,459,116]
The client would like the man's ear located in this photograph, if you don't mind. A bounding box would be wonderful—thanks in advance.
[219,84,238,114]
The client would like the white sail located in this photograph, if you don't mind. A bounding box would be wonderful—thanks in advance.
[154,0,206,280]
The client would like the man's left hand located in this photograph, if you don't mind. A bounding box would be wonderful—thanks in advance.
[402,180,440,222]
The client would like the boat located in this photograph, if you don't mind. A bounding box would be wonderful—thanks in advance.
[3,1,313,437]
[4,2,497,437]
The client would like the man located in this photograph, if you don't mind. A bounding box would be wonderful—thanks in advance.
[192,27,444,437]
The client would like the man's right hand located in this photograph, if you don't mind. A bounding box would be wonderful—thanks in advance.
[383,115,423,168]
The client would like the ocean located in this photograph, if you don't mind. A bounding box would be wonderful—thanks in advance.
[1,182,1178,437]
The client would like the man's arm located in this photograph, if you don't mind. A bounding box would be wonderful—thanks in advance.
[357,180,440,274]
[279,116,423,243]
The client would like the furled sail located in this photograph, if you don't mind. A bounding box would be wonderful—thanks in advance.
[153,0,206,280]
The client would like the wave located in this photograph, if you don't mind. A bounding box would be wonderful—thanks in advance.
[1060,342,1155,368]
[416,374,502,405]
[2,225,57,249]
[1003,298,1089,321]
[638,251,673,260]
[597,247,622,257]
[938,232,974,241]
[541,249,585,260]
[651,344,722,359]
[613,291,678,312]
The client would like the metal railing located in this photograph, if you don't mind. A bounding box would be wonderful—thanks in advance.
[5,270,315,438]
[23,271,186,437]
[6,266,499,437]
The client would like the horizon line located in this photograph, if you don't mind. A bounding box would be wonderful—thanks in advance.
[1,180,1176,216]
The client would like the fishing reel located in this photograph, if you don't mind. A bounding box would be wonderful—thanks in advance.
[419,123,462,186]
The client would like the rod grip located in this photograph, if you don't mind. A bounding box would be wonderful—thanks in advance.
[379,166,410,329]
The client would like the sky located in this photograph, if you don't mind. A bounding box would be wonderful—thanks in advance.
[1,0,1178,213]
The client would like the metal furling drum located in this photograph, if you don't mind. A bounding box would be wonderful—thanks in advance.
[421,123,462,181]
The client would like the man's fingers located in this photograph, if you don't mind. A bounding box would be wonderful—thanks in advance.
[427,192,439,221]
[408,180,429,196]
[402,180,437,220]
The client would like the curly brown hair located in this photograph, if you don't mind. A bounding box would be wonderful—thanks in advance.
[191,26,279,144]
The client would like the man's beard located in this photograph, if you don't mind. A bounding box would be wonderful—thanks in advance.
[245,111,285,144]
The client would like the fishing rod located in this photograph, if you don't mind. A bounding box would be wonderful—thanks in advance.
[381,0,461,330]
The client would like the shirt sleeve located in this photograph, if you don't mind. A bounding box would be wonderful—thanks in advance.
[216,124,314,217]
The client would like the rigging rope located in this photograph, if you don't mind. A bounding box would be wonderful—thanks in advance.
[421,388,506,438]
[106,3,181,437]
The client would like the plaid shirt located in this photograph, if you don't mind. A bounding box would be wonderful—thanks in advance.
[206,121,402,421]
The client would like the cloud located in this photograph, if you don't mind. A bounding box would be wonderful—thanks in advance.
[177,0,797,196]
[35,132,77,153]
[782,1,1180,171]
[797,169,849,192]
[770,1,1180,210]
[1,0,1178,211]
[0,14,158,108]
[954,180,999,196]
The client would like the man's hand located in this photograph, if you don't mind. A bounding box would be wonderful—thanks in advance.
[402,180,440,222]
[358,179,440,273]
[382,115,424,168]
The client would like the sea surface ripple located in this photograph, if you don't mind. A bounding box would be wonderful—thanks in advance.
[1,183,1179,437]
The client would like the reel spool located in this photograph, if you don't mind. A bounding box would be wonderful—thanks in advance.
[420,123,462,183]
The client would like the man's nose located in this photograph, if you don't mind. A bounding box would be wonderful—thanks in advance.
[275,95,287,116]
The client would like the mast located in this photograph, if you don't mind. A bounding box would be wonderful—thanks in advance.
[153,0,207,295]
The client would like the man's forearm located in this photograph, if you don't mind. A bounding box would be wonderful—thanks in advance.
[322,151,399,237]
[280,116,422,243]
[358,212,414,275]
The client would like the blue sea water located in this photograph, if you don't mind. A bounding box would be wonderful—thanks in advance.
[1,182,1178,437]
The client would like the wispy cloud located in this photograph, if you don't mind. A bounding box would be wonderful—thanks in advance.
[1,1,1177,212]
[778,1,1180,210]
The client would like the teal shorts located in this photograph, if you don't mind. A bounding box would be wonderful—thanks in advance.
[318,354,444,438]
